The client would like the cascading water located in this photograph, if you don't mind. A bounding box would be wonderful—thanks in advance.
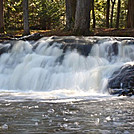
[1,36,134,134]
[0,36,134,98]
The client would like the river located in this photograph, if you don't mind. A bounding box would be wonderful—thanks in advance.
[0,36,134,133]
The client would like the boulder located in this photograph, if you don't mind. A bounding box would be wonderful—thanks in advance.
[108,64,134,96]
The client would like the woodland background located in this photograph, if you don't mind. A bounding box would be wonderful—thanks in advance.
[0,0,134,37]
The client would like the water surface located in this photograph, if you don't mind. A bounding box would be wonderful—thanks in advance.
[0,93,134,134]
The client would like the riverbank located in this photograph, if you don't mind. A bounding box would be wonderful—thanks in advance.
[0,28,134,43]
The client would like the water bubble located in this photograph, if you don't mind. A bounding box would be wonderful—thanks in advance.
[63,124,68,129]
[63,118,68,121]
[1,124,8,130]
[113,117,116,121]
[49,120,53,126]
[95,118,100,125]
[5,103,11,106]
[35,122,38,126]
[49,120,52,123]
[48,109,55,113]
[34,105,39,108]
[43,115,49,119]
[74,122,79,126]
[106,116,111,121]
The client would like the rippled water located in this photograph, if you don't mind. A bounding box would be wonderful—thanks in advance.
[0,93,134,134]
[0,37,134,133]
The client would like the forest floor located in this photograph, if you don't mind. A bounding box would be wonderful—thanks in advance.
[0,28,134,42]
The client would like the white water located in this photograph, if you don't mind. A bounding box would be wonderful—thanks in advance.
[0,36,134,99]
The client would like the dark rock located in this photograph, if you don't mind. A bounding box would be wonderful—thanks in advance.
[118,89,134,96]
[106,42,119,61]
[56,54,65,64]
[12,33,43,41]
[0,43,12,55]
[108,64,134,96]
[108,88,134,96]
[60,43,93,56]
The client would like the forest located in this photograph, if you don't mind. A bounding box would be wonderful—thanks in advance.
[0,0,134,37]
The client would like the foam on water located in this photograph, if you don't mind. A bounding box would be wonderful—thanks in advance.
[0,36,134,99]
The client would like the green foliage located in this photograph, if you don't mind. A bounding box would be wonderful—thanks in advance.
[90,0,128,29]
[4,0,65,30]
[4,0,129,31]
[94,0,107,28]
[4,0,23,30]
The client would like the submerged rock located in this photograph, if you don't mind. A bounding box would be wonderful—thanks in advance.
[108,88,134,96]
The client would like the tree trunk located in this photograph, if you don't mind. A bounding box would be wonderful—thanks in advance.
[0,0,4,33]
[65,0,76,30]
[74,0,91,35]
[23,0,30,35]
[92,0,96,28]
[127,0,134,28]
[106,0,110,28]
[41,0,47,30]
[116,0,121,29]
[110,0,116,28]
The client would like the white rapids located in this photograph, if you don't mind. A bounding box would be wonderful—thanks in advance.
[0,36,134,98]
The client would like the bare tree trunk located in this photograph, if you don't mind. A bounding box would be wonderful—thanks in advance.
[65,0,76,30]
[116,0,121,29]
[110,0,116,28]
[0,0,4,33]
[74,0,91,35]
[127,0,134,28]
[23,0,30,35]
[106,0,110,28]
[92,0,96,28]
[41,0,47,30]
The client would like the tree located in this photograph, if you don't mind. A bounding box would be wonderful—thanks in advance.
[116,0,121,29]
[110,0,116,28]
[127,0,134,28]
[65,0,76,30]
[0,0,4,33]
[74,0,91,35]
[23,0,30,35]
[92,0,96,28]
[106,0,110,28]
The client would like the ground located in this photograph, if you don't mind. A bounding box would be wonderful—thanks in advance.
[0,28,134,42]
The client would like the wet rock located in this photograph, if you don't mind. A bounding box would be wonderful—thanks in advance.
[108,64,134,96]
[0,43,12,55]
[108,88,134,96]
[107,42,119,61]
[118,89,134,96]
[61,43,93,56]
[12,33,43,41]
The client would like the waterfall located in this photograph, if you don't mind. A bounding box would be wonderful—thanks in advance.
[0,36,134,97]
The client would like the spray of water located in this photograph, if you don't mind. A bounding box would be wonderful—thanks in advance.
[0,36,134,98]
